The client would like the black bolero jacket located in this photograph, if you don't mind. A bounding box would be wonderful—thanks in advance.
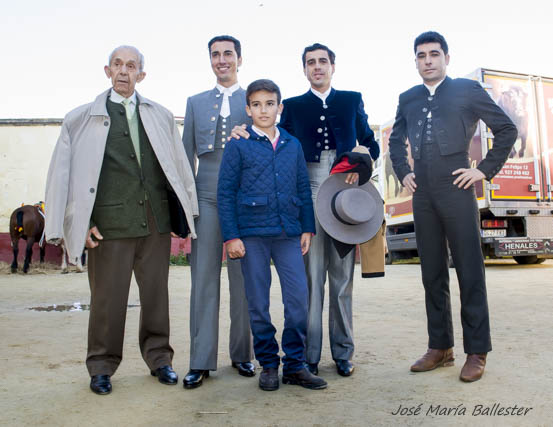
[279,89,379,162]
[389,76,517,182]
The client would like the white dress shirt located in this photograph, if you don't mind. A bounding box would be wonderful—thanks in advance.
[252,125,280,150]
[424,78,445,118]
[110,89,137,115]
[310,87,332,105]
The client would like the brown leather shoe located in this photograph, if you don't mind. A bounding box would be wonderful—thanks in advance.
[410,348,454,372]
[460,354,487,382]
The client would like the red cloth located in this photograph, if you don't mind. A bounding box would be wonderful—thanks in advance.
[330,158,358,175]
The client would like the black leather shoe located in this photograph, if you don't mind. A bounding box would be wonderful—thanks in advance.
[335,359,354,377]
[259,367,279,391]
[282,368,327,390]
[232,361,256,377]
[90,375,112,395]
[150,365,178,385]
[183,369,209,389]
[307,363,319,375]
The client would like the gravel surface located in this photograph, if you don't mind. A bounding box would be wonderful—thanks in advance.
[1,260,551,426]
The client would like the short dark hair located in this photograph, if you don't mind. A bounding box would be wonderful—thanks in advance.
[208,35,242,58]
[414,31,448,55]
[246,79,281,106]
[302,43,336,67]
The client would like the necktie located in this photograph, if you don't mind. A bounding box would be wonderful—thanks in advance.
[120,98,141,167]
[121,98,134,121]
[220,88,232,118]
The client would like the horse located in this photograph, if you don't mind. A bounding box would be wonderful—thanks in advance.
[9,202,46,273]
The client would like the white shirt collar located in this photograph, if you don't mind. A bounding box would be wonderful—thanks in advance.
[252,125,280,145]
[310,86,332,104]
[424,78,445,96]
[110,88,137,105]
[216,82,240,95]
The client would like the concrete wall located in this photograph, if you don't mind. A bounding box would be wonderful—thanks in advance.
[1,120,62,231]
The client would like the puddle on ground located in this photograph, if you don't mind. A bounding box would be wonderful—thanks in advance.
[28,303,140,312]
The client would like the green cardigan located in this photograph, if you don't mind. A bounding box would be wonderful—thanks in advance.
[90,99,171,239]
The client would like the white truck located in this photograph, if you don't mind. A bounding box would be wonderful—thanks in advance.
[378,68,553,265]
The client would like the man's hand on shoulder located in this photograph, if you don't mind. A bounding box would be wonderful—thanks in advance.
[85,226,103,249]
[452,168,485,189]
[402,172,417,193]
[229,124,249,141]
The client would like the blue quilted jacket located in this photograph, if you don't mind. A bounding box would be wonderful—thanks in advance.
[217,126,315,241]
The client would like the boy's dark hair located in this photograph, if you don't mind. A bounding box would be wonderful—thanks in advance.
[246,79,282,106]
[414,31,448,55]
[302,43,336,67]
[208,35,242,58]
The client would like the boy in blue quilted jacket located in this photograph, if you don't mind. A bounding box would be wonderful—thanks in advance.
[217,79,327,391]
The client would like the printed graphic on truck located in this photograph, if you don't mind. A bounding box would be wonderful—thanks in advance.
[483,74,542,201]
[495,238,552,256]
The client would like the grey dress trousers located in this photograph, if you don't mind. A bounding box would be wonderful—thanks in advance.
[183,88,253,370]
[305,150,355,364]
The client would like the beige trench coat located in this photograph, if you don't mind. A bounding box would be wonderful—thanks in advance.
[45,89,198,262]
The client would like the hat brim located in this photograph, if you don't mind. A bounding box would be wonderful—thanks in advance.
[315,175,384,244]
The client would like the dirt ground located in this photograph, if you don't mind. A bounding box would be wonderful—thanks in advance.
[1,259,552,427]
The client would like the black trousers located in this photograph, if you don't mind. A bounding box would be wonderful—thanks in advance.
[413,143,492,354]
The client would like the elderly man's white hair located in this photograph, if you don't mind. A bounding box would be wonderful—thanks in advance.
[108,45,145,72]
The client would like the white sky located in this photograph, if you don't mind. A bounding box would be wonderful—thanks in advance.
[2,0,552,125]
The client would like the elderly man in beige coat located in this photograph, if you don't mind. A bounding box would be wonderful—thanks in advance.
[45,45,198,395]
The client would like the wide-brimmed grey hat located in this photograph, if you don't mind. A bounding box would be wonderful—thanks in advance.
[315,151,383,245]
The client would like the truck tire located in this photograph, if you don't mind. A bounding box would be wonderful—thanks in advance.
[513,255,543,265]
[385,251,394,265]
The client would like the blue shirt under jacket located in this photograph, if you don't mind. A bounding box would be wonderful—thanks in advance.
[217,126,315,241]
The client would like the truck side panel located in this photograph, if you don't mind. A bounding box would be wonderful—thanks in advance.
[483,72,543,200]
[536,78,553,200]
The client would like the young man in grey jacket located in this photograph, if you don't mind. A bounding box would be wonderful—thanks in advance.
[181,35,254,389]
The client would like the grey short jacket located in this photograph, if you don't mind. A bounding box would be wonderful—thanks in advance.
[182,87,251,171]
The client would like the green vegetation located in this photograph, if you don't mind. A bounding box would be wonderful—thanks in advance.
[170,252,190,266]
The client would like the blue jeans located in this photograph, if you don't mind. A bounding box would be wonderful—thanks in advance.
[240,233,308,375]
